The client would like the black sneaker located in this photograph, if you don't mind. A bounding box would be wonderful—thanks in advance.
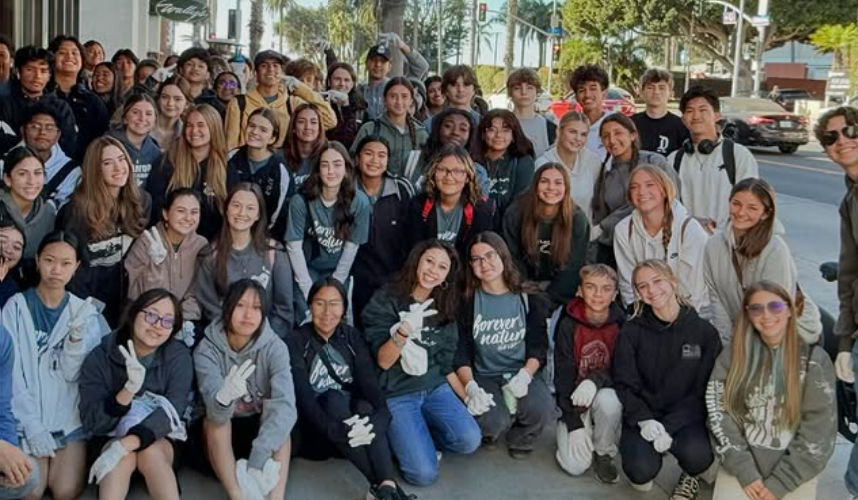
[395,484,417,500]
[508,448,532,460]
[592,453,619,484]
[373,485,398,500]
[671,473,700,500]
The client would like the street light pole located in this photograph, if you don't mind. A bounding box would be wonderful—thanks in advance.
[437,0,443,74]
[547,0,557,94]
[730,0,746,97]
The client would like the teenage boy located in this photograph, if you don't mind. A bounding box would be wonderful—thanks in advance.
[0,36,13,97]
[15,104,80,208]
[667,85,757,232]
[177,47,222,115]
[819,107,858,500]
[0,326,39,500]
[508,68,556,157]
[631,68,689,156]
[569,64,610,156]
[554,264,626,484]
[359,32,429,121]
[424,65,482,130]
[47,35,109,161]
[225,50,337,150]
[0,46,77,158]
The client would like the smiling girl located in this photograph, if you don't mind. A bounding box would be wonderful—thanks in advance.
[0,146,56,261]
[152,76,191,152]
[282,104,328,193]
[109,94,163,186]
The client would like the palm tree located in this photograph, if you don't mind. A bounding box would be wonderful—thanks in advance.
[266,0,295,53]
[810,24,858,70]
[249,0,265,57]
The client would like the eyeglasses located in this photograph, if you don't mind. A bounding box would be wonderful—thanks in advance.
[436,167,467,180]
[470,250,499,267]
[26,123,58,134]
[821,125,858,147]
[218,80,238,89]
[312,299,344,310]
[141,309,176,329]
[746,301,787,318]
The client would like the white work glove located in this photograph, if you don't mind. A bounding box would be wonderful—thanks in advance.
[151,65,175,83]
[88,441,129,484]
[653,432,673,453]
[325,90,349,106]
[397,299,438,342]
[176,321,196,348]
[399,338,428,376]
[567,427,594,465]
[571,379,597,408]
[505,368,532,398]
[216,360,257,406]
[118,341,146,395]
[248,459,281,496]
[142,228,168,265]
[236,459,265,500]
[27,431,57,458]
[464,380,495,416]
[638,419,666,442]
[379,32,403,49]
[344,415,376,448]
[836,352,855,383]
[68,297,94,343]
[282,75,302,92]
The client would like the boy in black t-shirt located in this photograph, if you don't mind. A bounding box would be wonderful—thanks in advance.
[631,69,689,156]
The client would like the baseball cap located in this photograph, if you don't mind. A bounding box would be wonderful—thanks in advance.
[254,50,287,70]
[366,44,391,62]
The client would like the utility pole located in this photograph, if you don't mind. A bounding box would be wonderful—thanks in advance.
[547,0,558,94]
[504,0,518,78]
[752,0,769,94]
[437,0,444,74]
[684,0,696,92]
[494,32,500,67]
[469,0,478,65]
[730,0,746,97]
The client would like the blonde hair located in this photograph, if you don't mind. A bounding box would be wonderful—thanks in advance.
[167,104,229,211]
[724,281,802,431]
[628,165,678,257]
[579,263,619,287]
[631,259,687,317]
[558,111,590,131]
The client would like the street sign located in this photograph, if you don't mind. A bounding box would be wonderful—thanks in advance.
[150,0,209,23]
[723,8,737,25]
[552,27,562,36]
[751,15,770,27]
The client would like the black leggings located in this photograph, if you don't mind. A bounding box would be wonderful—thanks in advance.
[620,422,714,485]
[293,391,396,486]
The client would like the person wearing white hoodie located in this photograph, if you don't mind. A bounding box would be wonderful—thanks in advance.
[702,178,821,347]
[194,279,296,500]
[613,166,709,315]
[4,231,110,500]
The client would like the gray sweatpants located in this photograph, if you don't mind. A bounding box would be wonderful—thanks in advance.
[555,388,622,476]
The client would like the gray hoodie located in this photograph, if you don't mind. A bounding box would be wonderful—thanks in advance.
[0,189,56,259]
[108,128,164,187]
[706,343,836,499]
[194,320,296,469]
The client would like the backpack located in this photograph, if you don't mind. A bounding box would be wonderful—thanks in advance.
[672,139,736,185]
[44,159,79,200]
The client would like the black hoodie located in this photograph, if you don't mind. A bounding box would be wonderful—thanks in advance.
[613,304,721,434]
[227,147,293,241]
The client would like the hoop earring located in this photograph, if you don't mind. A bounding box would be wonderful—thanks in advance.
[440,281,449,290]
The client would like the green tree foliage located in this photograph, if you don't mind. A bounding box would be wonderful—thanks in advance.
[404,0,470,70]
[328,0,377,65]
[274,5,329,64]
[810,24,858,70]
[496,0,553,66]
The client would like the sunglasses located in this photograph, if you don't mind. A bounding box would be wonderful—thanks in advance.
[218,80,238,89]
[142,309,175,330]
[821,125,858,147]
[746,301,787,318]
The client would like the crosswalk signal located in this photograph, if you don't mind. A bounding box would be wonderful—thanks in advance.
[478,3,487,22]
[552,42,561,61]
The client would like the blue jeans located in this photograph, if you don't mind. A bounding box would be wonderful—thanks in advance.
[846,341,858,496]
[387,383,481,486]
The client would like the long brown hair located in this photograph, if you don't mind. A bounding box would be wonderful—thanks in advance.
[166,104,229,211]
[628,166,678,258]
[72,136,147,240]
[730,178,776,259]
[464,231,525,298]
[473,109,535,165]
[282,103,328,171]
[301,141,358,241]
[423,143,481,206]
[391,239,460,322]
[212,183,271,295]
[519,162,575,268]
[724,281,802,431]
[592,113,640,216]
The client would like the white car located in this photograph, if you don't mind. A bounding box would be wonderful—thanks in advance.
[485,86,554,114]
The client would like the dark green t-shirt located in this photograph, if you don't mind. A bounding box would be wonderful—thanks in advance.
[308,343,353,394]
[472,290,527,376]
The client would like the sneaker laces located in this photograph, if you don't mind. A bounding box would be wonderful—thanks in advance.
[673,474,699,499]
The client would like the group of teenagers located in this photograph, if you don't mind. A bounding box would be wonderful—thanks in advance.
[0,30,853,500]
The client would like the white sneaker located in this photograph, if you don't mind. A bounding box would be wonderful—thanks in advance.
[630,480,653,492]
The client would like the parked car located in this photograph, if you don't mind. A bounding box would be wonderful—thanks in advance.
[719,97,809,154]
[484,86,554,114]
[771,88,813,112]
[549,86,636,120]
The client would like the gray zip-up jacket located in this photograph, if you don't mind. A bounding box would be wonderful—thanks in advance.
[837,175,858,352]
[0,189,56,259]
[706,342,836,499]
[194,320,296,469]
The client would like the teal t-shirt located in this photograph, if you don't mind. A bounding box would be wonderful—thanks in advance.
[286,191,371,272]
[24,288,70,356]
[290,158,314,192]
[436,203,463,242]
[472,290,527,376]
[308,343,353,394]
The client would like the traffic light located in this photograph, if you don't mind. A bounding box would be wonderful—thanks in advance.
[478,3,487,22]
[552,42,561,61]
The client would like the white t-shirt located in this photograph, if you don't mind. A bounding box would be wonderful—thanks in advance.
[585,111,611,158]
[536,146,602,223]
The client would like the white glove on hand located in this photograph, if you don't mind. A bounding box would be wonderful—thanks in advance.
[216,360,257,406]
[176,321,196,348]
[248,459,281,496]
[88,441,129,484]
[836,352,855,383]
[653,432,673,453]
[67,297,93,343]
[567,427,594,465]
[399,339,428,376]
[638,420,666,442]
[27,431,57,458]
[236,459,265,500]
[505,368,532,398]
[464,380,495,416]
[571,380,597,408]
[282,75,301,92]
[379,32,403,49]
[142,228,168,265]
[398,299,438,342]
[118,341,146,395]
[344,415,376,447]
[325,90,349,106]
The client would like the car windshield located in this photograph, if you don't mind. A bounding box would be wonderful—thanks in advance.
[721,98,786,113]
[607,89,626,99]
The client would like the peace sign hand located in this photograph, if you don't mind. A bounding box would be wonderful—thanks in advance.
[398,299,438,342]
[142,228,168,265]
[216,360,257,406]
[118,341,146,395]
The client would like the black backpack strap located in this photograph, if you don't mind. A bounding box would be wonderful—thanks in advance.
[44,159,79,199]
[307,335,354,392]
[303,196,320,261]
[237,94,247,121]
[373,118,381,138]
[546,119,556,145]
[722,139,736,185]
[673,147,685,174]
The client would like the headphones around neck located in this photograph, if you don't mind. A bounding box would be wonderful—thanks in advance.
[681,138,720,155]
